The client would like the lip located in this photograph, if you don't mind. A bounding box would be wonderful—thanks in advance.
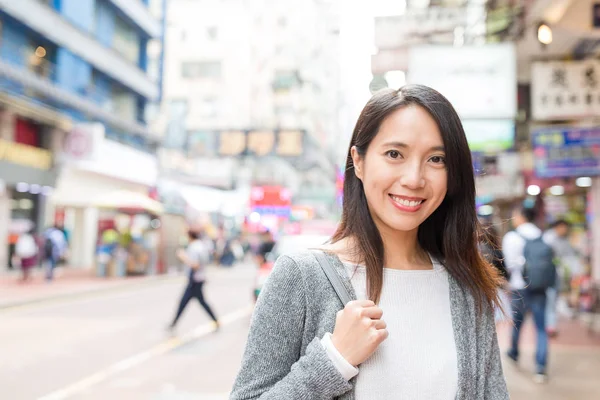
[388,194,426,213]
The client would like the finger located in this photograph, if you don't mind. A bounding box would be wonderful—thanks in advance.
[360,306,383,320]
[373,319,387,330]
[346,300,375,309]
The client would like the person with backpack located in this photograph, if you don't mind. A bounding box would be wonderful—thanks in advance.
[502,205,557,383]
[43,225,68,281]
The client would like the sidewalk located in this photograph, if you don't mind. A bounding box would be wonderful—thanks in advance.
[0,267,184,310]
[498,316,600,399]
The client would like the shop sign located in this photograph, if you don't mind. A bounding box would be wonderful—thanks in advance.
[462,120,515,153]
[375,9,468,49]
[0,139,52,170]
[216,129,305,157]
[62,123,104,161]
[408,44,517,119]
[533,126,600,178]
[531,60,600,121]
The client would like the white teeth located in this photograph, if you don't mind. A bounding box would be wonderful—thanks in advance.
[392,196,423,207]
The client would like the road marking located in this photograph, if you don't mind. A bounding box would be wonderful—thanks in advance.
[37,306,253,400]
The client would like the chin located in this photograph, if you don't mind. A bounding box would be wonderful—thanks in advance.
[380,217,423,234]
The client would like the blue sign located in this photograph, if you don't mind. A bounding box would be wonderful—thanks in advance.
[533,126,600,178]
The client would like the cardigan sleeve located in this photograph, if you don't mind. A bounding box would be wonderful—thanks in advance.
[483,303,510,399]
[229,255,353,399]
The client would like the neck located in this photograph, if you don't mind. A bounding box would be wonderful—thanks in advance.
[377,224,430,270]
[330,228,431,271]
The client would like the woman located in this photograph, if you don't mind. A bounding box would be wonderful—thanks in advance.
[169,230,219,331]
[230,85,508,399]
[15,228,39,282]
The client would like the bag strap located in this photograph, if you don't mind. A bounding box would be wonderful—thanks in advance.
[312,250,352,306]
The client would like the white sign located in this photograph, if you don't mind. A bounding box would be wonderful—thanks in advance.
[375,9,468,49]
[408,44,517,119]
[531,60,600,121]
[62,123,104,161]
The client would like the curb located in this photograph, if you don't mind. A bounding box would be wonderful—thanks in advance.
[0,274,185,311]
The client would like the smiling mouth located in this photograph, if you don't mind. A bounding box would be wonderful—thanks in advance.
[389,195,426,208]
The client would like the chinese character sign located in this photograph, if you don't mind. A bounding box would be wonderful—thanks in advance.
[215,129,304,157]
[218,131,246,156]
[276,130,303,156]
[247,130,276,156]
[532,60,600,121]
[533,127,600,178]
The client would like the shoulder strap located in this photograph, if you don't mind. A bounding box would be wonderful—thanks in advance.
[312,250,352,306]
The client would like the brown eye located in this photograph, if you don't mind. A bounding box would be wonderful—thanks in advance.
[386,150,401,159]
[429,155,446,164]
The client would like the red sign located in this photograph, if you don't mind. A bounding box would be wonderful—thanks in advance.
[250,186,292,208]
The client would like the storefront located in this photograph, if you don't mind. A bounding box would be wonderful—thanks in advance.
[50,126,158,270]
[0,139,56,270]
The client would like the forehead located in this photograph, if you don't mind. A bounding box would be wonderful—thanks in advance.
[372,105,443,148]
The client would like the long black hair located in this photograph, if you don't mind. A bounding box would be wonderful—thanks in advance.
[332,85,502,309]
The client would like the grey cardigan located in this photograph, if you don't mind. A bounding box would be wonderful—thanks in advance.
[230,251,509,399]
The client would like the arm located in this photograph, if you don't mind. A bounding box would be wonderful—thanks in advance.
[501,232,523,277]
[176,249,199,269]
[483,304,509,399]
[230,256,352,399]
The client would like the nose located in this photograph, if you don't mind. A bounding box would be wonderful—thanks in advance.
[400,160,425,190]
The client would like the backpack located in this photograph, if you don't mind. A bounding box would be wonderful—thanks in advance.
[519,234,557,292]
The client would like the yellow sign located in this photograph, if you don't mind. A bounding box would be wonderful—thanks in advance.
[277,130,303,156]
[0,139,52,170]
[218,131,246,156]
[247,130,276,156]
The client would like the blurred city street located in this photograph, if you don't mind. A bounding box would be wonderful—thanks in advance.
[1,261,599,399]
[2,0,600,398]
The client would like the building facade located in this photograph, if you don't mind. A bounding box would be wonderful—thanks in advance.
[0,0,165,270]
[160,0,342,216]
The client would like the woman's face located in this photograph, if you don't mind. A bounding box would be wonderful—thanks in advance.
[352,105,448,236]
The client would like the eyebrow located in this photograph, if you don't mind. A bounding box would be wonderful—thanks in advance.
[381,141,445,152]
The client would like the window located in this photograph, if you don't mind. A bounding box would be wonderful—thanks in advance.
[113,15,140,64]
[181,61,221,79]
[111,84,137,122]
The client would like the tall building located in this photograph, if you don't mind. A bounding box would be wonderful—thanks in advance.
[160,0,342,215]
[0,0,165,270]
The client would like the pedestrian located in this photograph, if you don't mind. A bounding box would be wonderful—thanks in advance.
[503,205,557,383]
[255,230,275,266]
[15,227,39,282]
[43,225,67,281]
[169,229,219,332]
[230,85,508,399]
[543,219,580,337]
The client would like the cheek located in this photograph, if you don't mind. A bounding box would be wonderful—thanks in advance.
[431,170,448,199]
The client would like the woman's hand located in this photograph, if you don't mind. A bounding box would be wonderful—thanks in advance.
[330,300,388,366]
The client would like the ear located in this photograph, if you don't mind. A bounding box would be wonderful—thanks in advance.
[351,146,364,181]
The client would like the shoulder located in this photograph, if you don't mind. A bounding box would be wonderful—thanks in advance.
[272,250,320,277]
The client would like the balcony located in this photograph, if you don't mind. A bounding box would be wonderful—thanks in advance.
[0,48,153,137]
[107,0,161,38]
[0,0,159,100]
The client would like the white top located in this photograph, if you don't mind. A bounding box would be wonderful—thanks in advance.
[501,223,542,291]
[321,258,458,400]
[186,239,210,282]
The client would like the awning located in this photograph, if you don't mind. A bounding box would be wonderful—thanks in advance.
[92,190,164,215]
